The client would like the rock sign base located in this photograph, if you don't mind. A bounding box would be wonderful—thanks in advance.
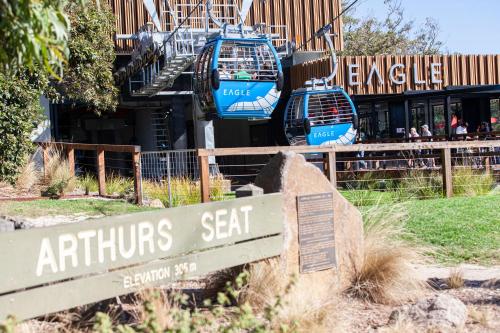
[254,151,364,291]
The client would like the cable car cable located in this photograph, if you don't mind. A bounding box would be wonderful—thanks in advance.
[295,0,360,51]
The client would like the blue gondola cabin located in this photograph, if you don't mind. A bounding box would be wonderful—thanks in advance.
[284,87,358,146]
[194,36,284,119]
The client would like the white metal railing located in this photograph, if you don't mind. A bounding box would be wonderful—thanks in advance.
[173,2,239,32]
[268,25,290,57]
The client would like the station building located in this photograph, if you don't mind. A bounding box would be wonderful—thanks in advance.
[49,0,500,151]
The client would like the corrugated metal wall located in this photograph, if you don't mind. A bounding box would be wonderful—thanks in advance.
[291,54,500,95]
[109,0,343,54]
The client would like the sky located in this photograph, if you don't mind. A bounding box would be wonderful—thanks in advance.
[350,0,500,54]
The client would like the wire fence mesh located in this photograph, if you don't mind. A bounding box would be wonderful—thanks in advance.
[139,142,500,208]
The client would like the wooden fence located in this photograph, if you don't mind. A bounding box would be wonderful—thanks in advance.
[198,140,500,202]
[0,193,283,321]
[40,142,143,204]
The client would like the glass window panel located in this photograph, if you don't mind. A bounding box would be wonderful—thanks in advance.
[410,103,426,132]
[307,92,355,125]
[357,104,374,139]
[217,41,277,81]
[375,103,389,138]
[432,104,445,135]
[491,98,499,131]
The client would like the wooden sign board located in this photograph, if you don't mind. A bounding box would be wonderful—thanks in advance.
[297,192,336,273]
[0,194,284,321]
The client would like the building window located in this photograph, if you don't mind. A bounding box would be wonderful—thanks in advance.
[410,102,426,132]
[375,103,390,138]
[450,101,463,131]
[432,104,445,135]
[491,98,499,131]
[357,104,374,140]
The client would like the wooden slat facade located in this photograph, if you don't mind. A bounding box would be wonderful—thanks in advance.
[291,54,500,95]
[110,0,343,54]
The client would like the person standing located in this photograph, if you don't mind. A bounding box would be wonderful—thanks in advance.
[409,127,420,168]
[421,124,434,167]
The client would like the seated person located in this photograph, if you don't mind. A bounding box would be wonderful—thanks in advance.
[234,65,252,80]
[219,64,232,79]
[327,106,340,123]
[259,64,275,80]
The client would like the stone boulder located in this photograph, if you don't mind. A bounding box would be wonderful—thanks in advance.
[148,199,165,208]
[0,217,15,232]
[254,151,364,289]
[389,294,468,330]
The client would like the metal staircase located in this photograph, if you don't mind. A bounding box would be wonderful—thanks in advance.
[128,26,197,97]
[115,0,290,98]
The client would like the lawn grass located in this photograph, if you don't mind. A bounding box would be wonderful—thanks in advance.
[355,194,500,265]
[0,198,154,218]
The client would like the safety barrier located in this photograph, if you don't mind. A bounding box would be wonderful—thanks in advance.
[39,142,142,204]
[198,140,500,203]
[36,140,500,207]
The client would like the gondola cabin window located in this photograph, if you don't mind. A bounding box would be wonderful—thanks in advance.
[284,95,306,146]
[217,41,278,81]
[195,45,215,107]
[307,92,355,126]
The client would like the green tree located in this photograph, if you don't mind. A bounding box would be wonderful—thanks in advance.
[0,71,47,182]
[0,0,70,77]
[341,0,443,55]
[56,0,118,114]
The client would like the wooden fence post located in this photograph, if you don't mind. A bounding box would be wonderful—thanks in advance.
[97,147,106,196]
[327,150,337,188]
[441,148,453,198]
[67,147,75,178]
[199,155,210,203]
[484,155,491,176]
[133,152,143,205]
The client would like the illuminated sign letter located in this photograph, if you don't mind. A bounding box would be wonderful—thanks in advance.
[366,63,384,85]
[430,63,443,84]
[389,64,406,85]
[348,64,360,86]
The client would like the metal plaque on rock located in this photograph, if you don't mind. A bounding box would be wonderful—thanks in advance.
[297,192,336,273]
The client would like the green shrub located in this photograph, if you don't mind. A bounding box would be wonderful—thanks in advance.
[143,177,231,207]
[91,272,297,333]
[105,174,134,197]
[452,167,494,196]
[399,170,443,200]
[0,72,44,183]
[77,174,99,195]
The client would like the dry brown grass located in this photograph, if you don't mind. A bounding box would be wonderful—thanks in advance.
[15,158,40,194]
[447,268,465,289]
[0,182,17,198]
[43,147,75,196]
[241,259,347,333]
[379,317,446,333]
[468,305,493,328]
[378,316,420,333]
[346,204,427,305]
[128,290,173,329]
